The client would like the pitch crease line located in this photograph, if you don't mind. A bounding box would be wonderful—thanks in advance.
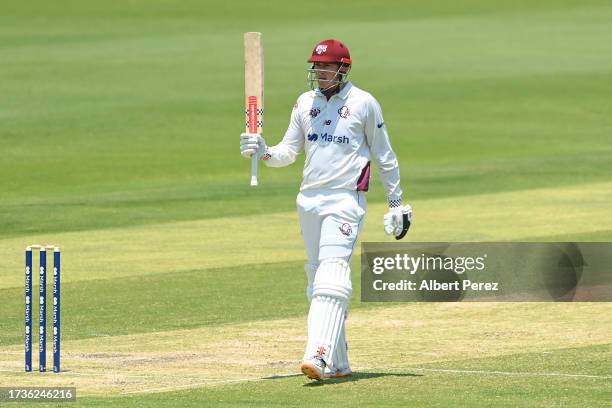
[387,367,612,379]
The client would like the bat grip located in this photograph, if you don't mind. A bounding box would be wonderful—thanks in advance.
[250,154,258,186]
[246,97,260,187]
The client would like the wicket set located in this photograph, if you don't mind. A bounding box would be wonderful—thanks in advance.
[25,245,61,373]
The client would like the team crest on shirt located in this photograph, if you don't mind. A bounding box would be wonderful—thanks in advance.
[309,107,321,118]
[339,223,353,236]
[338,106,350,118]
[315,45,328,55]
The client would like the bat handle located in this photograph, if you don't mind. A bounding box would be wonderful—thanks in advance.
[250,154,258,187]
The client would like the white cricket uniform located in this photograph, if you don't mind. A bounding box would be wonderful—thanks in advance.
[263,82,402,262]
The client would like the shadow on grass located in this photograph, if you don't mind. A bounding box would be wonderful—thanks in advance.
[260,371,422,386]
[302,371,423,387]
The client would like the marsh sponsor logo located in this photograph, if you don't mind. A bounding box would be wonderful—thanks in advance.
[307,133,350,146]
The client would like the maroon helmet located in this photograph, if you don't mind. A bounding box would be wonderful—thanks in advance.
[308,39,352,67]
[307,39,352,90]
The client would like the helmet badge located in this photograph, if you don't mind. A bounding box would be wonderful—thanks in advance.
[315,44,328,55]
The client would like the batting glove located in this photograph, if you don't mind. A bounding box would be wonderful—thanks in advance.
[240,132,268,159]
[384,204,413,240]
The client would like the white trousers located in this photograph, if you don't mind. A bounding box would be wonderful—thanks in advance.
[297,189,366,369]
[296,189,367,263]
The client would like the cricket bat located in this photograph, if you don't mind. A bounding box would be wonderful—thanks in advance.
[244,32,264,187]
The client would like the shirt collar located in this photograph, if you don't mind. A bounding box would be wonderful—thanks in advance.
[314,82,353,100]
[336,82,353,100]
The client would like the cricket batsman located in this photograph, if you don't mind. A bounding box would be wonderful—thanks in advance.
[240,39,412,380]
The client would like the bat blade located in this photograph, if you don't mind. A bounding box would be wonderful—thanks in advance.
[244,32,264,187]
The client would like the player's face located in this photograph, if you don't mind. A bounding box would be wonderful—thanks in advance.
[313,62,341,87]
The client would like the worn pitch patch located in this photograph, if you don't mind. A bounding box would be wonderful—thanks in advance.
[0,303,609,395]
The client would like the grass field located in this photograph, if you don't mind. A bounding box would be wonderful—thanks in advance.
[1,0,611,406]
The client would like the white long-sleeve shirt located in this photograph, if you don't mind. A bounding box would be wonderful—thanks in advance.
[263,82,403,207]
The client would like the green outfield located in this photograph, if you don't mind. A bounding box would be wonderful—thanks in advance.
[1,0,611,406]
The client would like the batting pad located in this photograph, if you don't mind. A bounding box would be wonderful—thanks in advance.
[304,263,319,302]
[331,313,349,371]
[304,258,352,366]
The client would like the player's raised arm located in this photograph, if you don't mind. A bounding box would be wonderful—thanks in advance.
[262,101,305,167]
[240,100,305,167]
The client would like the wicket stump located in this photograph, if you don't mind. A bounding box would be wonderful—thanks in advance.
[25,245,61,373]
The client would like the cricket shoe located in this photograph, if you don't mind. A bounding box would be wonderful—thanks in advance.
[323,365,353,379]
[301,356,326,380]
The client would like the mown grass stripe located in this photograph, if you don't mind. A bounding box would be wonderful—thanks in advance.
[1,181,611,291]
